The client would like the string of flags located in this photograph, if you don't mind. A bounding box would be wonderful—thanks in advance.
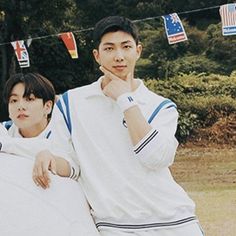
[2,3,236,68]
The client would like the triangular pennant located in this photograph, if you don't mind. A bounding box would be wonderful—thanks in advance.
[162,13,188,44]
[219,3,236,36]
[26,38,33,47]
[11,40,30,68]
[59,32,78,59]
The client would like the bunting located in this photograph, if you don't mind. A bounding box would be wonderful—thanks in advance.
[162,13,188,44]
[1,4,236,69]
[219,3,236,36]
[59,32,78,59]
[11,40,30,68]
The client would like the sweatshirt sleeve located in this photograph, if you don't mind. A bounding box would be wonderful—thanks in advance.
[0,135,51,160]
[133,100,179,169]
[48,93,80,179]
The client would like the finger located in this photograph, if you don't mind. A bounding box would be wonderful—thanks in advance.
[49,158,57,175]
[32,165,41,186]
[42,162,51,188]
[33,169,47,189]
[35,162,49,188]
[36,176,47,189]
[99,66,120,81]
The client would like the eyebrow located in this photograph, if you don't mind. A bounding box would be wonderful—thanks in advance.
[102,40,133,46]
[9,93,18,97]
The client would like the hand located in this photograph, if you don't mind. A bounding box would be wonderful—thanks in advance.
[100,66,133,100]
[32,150,57,189]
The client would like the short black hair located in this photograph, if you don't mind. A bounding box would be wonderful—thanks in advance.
[4,73,55,106]
[93,16,139,49]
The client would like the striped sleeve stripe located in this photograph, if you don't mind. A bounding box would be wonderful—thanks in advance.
[45,130,52,139]
[148,99,177,124]
[134,129,158,154]
[2,120,13,130]
[69,165,80,181]
[56,91,72,134]
[96,216,197,229]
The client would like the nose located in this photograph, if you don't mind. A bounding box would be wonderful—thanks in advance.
[114,49,124,62]
[17,99,26,111]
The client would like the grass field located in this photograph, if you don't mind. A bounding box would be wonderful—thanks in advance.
[171,147,236,236]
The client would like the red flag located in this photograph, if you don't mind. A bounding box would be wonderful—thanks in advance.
[60,32,78,59]
[11,40,30,68]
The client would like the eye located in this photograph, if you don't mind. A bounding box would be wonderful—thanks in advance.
[104,47,113,52]
[9,98,18,104]
[26,94,36,102]
[123,44,132,49]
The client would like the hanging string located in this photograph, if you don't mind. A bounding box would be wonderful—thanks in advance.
[0,4,222,46]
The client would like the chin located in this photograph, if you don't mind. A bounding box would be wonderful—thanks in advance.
[114,72,128,80]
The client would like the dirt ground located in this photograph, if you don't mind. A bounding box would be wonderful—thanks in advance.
[171,146,236,236]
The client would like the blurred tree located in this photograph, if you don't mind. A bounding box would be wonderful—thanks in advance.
[1,0,236,121]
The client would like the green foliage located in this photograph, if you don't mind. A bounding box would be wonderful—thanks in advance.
[144,73,236,143]
[1,0,236,121]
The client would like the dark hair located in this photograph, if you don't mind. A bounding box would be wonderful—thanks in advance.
[93,16,139,49]
[4,73,55,106]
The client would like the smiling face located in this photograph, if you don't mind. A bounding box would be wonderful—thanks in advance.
[93,30,142,80]
[8,82,52,137]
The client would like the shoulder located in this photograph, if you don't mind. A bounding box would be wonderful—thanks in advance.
[3,122,21,137]
[68,82,98,99]
[138,80,176,108]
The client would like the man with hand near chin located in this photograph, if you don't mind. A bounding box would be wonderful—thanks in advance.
[33,16,204,236]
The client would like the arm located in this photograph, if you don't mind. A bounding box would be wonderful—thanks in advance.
[101,66,178,169]
[100,66,152,145]
[132,106,179,169]
[32,150,71,189]
[32,94,80,188]
[118,97,178,169]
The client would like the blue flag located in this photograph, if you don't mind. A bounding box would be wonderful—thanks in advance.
[162,13,188,44]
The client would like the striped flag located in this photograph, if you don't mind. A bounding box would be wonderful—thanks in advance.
[11,40,30,68]
[59,32,78,59]
[162,13,188,44]
[219,3,236,36]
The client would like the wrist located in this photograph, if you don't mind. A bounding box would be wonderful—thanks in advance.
[116,92,138,112]
[68,161,80,181]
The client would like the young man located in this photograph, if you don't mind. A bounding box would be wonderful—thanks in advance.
[33,16,204,235]
[0,73,99,235]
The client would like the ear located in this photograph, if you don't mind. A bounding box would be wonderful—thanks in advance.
[93,49,100,64]
[136,44,142,60]
[44,100,53,116]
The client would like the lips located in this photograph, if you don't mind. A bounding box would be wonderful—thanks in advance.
[113,65,127,71]
[17,114,29,119]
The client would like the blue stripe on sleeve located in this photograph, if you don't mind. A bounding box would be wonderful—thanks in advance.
[56,91,72,134]
[148,99,177,124]
[2,120,13,130]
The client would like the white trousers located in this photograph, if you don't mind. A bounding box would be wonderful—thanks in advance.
[99,222,204,236]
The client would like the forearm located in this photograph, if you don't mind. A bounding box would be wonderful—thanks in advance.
[124,106,152,145]
[54,156,71,177]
